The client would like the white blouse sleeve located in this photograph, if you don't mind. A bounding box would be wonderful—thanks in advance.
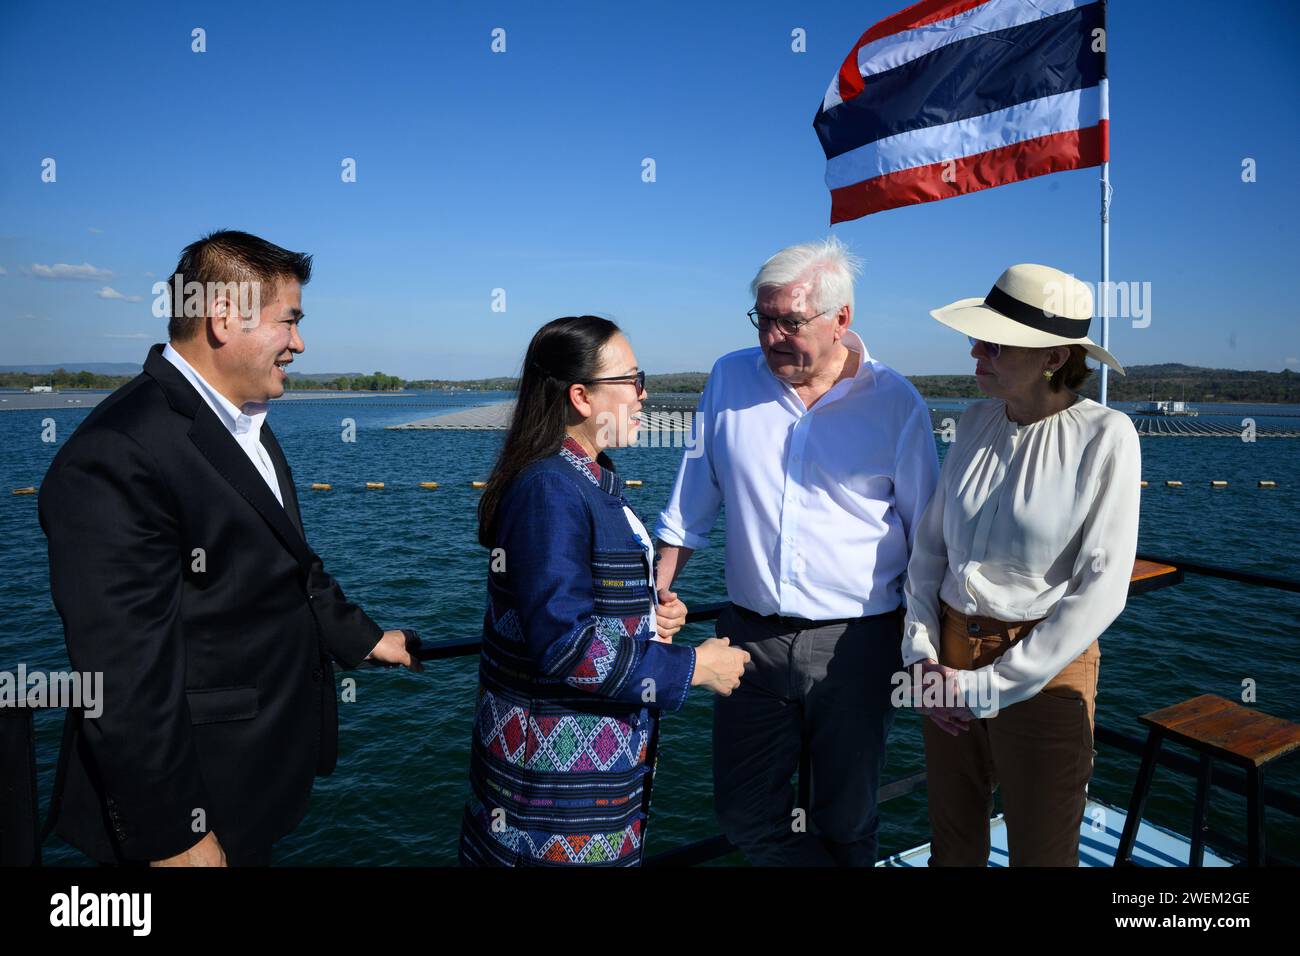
[955,418,1142,717]
[901,410,966,666]
[901,469,949,666]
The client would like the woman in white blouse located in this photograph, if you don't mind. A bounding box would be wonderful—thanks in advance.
[902,263,1141,866]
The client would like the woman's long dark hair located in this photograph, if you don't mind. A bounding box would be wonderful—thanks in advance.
[477,315,621,547]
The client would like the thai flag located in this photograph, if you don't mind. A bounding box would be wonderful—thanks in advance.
[814,0,1108,223]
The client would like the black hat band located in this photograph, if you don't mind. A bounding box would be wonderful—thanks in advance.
[984,284,1092,339]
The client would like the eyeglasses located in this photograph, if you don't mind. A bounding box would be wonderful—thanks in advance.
[748,308,828,336]
[586,369,646,394]
[967,336,1004,357]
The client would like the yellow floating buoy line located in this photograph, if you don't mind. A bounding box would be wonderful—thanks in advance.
[1135,480,1280,489]
[307,480,484,490]
[9,475,1283,499]
[287,476,1289,496]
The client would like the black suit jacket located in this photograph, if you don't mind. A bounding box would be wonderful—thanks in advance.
[38,344,382,863]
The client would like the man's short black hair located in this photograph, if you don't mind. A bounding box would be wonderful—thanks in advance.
[167,230,312,341]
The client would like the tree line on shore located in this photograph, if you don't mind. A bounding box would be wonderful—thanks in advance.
[5,363,1298,404]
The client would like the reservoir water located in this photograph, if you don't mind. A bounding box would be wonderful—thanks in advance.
[3,391,1297,865]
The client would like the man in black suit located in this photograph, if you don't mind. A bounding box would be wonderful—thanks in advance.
[39,230,418,866]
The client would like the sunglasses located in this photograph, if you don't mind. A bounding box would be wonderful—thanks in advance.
[967,336,1004,357]
[586,369,646,394]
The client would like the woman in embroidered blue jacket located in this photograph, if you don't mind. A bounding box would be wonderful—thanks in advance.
[459,316,749,866]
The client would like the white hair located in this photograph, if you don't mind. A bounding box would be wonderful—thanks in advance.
[749,235,864,320]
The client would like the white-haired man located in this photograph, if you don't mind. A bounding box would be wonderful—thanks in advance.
[654,237,938,866]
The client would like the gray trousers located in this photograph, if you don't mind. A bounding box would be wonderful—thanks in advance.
[712,602,903,866]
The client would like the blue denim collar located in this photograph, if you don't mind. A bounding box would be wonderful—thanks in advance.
[560,435,622,498]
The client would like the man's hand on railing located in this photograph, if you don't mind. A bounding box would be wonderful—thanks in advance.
[691,636,750,696]
[654,588,688,642]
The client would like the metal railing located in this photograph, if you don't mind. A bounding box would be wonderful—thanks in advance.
[370,557,1300,867]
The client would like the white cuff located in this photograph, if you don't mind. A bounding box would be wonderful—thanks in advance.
[901,620,938,667]
[652,516,710,551]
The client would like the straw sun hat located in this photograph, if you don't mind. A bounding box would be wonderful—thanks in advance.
[929,263,1125,375]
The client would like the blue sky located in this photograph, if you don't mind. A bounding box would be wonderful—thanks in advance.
[1,0,1297,379]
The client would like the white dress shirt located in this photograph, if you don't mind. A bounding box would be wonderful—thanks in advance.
[901,396,1142,717]
[654,330,939,620]
[162,343,284,506]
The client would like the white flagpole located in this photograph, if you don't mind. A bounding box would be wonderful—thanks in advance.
[1099,76,1111,407]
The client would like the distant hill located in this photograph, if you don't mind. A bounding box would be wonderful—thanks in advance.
[311,365,1300,403]
[0,363,365,378]
[908,364,1300,403]
[615,365,1300,403]
[648,365,1300,403]
[0,362,142,375]
[7,362,1297,403]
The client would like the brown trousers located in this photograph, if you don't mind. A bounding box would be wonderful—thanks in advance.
[922,602,1099,866]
